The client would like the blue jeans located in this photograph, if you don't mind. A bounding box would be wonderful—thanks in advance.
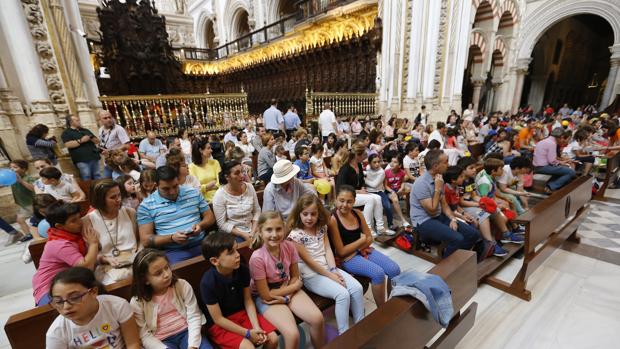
[416,214,481,257]
[75,159,102,180]
[341,249,401,284]
[165,244,202,265]
[162,328,213,349]
[303,268,365,334]
[103,164,114,178]
[0,217,17,234]
[534,165,576,191]
[375,191,394,227]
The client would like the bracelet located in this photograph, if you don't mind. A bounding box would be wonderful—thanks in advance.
[329,267,338,272]
[245,329,251,339]
[284,295,289,304]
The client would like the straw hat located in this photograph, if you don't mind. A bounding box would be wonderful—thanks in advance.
[271,160,300,184]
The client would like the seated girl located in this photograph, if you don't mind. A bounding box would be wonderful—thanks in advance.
[116,174,141,210]
[45,267,140,349]
[328,185,401,306]
[249,211,325,349]
[287,194,364,334]
[130,249,213,349]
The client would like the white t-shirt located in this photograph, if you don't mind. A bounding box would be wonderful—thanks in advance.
[46,295,133,349]
[403,155,421,178]
[309,155,325,176]
[318,110,337,137]
[180,139,192,155]
[562,140,581,159]
[287,227,329,278]
[497,164,520,188]
[44,181,77,201]
[428,130,445,148]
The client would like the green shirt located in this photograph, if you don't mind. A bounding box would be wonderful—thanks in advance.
[61,127,101,163]
[11,175,35,208]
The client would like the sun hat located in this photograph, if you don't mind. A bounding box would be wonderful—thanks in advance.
[271,159,300,184]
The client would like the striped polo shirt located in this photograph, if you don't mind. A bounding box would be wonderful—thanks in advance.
[137,186,209,249]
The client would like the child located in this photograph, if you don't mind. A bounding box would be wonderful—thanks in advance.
[328,185,400,306]
[384,156,411,227]
[293,147,314,183]
[32,202,99,306]
[116,174,141,210]
[30,194,57,239]
[8,160,35,243]
[200,232,278,349]
[237,132,255,169]
[475,158,524,244]
[274,145,288,162]
[38,167,85,202]
[402,142,421,181]
[309,144,329,179]
[497,157,532,215]
[323,133,337,157]
[130,248,213,349]
[287,194,365,334]
[139,169,157,200]
[249,211,325,349]
[365,154,400,231]
[46,267,140,349]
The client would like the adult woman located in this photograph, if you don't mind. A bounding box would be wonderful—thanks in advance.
[351,116,363,137]
[384,116,396,140]
[212,161,261,242]
[335,142,395,236]
[26,124,58,165]
[167,153,200,190]
[189,138,221,203]
[83,179,139,285]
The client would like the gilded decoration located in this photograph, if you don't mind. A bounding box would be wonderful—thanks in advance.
[183,4,378,75]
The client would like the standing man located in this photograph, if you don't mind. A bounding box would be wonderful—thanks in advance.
[61,115,102,180]
[414,105,429,127]
[283,105,301,139]
[263,99,285,138]
[318,103,338,143]
[98,110,130,178]
[138,131,166,169]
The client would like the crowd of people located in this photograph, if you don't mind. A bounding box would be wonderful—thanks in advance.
[3,99,620,349]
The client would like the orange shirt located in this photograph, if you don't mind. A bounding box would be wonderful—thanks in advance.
[518,128,533,147]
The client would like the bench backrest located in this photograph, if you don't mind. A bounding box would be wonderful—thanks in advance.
[5,243,250,349]
[324,250,477,349]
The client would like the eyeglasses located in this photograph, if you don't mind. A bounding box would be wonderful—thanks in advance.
[50,289,92,308]
[275,262,287,280]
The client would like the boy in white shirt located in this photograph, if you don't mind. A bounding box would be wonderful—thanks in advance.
[39,167,85,202]
[496,157,532,215]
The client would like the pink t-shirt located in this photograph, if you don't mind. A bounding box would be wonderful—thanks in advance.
[249,240,299,293]
[385,168,406,191]
[32,240,84,303]
[153,287,188,340]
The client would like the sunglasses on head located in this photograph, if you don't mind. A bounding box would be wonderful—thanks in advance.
[275,261,287,280]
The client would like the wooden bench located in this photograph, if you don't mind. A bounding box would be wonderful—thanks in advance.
[480,176,592,300]
[6,242,369,349]
[593,151,620,200]
[324,250,478,349]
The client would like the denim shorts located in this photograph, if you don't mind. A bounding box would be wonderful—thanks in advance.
[463,206,491,222]
[254,296,271,314]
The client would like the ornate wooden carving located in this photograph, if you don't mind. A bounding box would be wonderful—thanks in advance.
[97,0,183,95]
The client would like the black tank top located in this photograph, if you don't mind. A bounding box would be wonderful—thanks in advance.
[334,210,363,247]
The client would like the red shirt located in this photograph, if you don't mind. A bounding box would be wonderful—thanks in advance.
[444,183,460,209]
[385,168,406,191]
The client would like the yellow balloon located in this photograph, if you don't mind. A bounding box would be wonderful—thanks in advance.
[561,120,569,127]
[315,179,331,195]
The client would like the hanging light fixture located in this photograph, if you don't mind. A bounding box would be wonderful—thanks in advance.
[587,73,599,89]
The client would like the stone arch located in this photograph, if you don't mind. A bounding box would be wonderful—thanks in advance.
[469,31,487,77]
[222,0,252,42]
[516,0,620,60]
[472,0,498,27]
[499,0,519,24]
[231,8,251,40]
[195,11,218,49]
[265,0,298,25]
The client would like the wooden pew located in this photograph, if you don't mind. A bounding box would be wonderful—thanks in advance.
[593,151,620,200]
[5,242,368,349]
[324,250,478,349]
[481,176,592,301]
[29,239,47,269]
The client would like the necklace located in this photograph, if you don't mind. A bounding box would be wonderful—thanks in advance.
[98,210,120,257]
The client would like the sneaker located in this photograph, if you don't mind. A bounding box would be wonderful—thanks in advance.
[514,224,526,233]
[501,232,525,244]
[17,234,33,244]
[4,233,21,247]
[21,243,32,264]
[493,244,509,257]
[382,228,397,236]
[402,221,411,228]
[370,230,378,237]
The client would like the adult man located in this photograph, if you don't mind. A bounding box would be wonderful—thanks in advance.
[414,105,429,127]
[252,126,266,152]
[283,105,301,139]
[318,103,337,143]
[98,110,130,177]
[138,131,166,169]
[155,136,182,168]
[61,115,101,180]
[428,122,462,165]
[409,150,480,258]
[263,99,285,138]
[263,160,315,221]
[518,118,536,152]
[532,127,576,192]
[137,166,215,264]
[223,125,239,145]
[479,114,498,141]
[559,103,571,116]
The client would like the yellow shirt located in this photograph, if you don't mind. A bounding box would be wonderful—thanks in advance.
[189,159,221,203]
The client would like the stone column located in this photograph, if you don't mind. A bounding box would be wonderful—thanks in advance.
[600,56,620,110]
[471,78,485,113]
[490,80,502,112]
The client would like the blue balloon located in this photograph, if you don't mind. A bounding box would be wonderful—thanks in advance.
[0,169,17,186]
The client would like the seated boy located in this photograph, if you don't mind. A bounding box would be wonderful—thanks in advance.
[200,233,278,349]
[402,142,421,182]
[294,147,314,184]
[31,202,99,306]
[38,167,85,202]
[475,158,524,244]
[497,157,532,215]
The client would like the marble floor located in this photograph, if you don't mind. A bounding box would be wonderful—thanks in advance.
[2,209,620,349]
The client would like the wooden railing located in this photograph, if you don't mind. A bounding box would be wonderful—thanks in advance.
[99,93,249,139]
[305,90,377,117]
